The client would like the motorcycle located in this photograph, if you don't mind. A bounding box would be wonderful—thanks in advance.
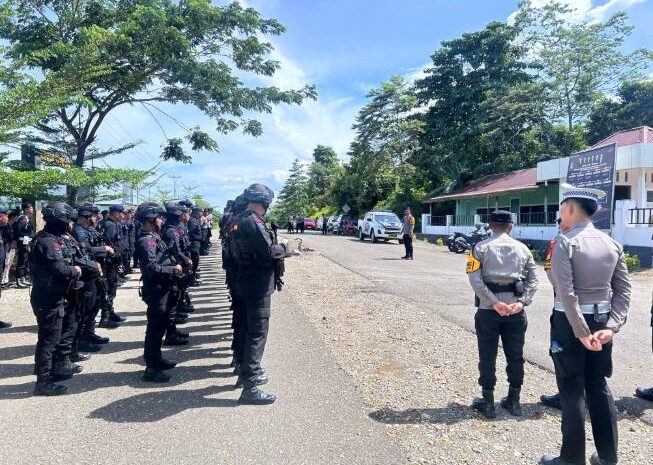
[446,224,490,254]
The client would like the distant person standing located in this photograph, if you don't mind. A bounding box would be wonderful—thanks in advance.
[14,201,34,288]
[401,207,415,260]
[287,215,294,234]
[0,208,14,289]
[297,214,305,234]
[322,216,328,235]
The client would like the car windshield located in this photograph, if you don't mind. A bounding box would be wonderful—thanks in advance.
[375,214,400,223]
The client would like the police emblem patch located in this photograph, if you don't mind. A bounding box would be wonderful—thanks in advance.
[466,250,481,274]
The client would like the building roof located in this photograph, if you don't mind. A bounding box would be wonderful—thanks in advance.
[424,168,538,203]
[591,126,653,148]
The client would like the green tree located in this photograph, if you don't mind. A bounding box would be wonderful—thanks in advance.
[414,21,537,194]
[275,158,308,219]
[514,1,651,133]
[586,81,653,145]
[307,145,342,209]
[0,0,315,203]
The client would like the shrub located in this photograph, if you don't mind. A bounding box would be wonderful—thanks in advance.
[435,237,444,246]
[624,252,640,272]
[530,249,542,262]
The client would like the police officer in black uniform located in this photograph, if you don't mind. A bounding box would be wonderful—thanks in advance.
[14,201,34,288]
[188,206,204,281]
[135,202,183,382]
[0,206,10,329]
[99,205,127,327]
[161,201,192,346]
[30,202,96,395]
[73,203,114,351]
[233,184,292,405]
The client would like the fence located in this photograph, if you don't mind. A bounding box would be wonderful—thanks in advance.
[518,211,558,226]
[629,208,653,225]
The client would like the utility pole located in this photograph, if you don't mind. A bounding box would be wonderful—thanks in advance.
[169,174,181,199]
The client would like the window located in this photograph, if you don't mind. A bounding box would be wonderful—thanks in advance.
[616,172,620,182]
[647,191,653,203]
[625,172,629,182]
[615,185,631,201]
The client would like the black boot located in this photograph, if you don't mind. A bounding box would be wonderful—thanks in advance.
[589,452,616,465]
[472,389,496,419]
[16,277,29,289]
[99,311,120,329]
[635,386,653,402]
[71,352,91,362]
[109,311,126,322]
[0,320,11,329]
[142,367,171,383]
[501,386,522,416]
[51,356,82,381]
[539,456,576,465]
[86,331,110,344]
[164,334,189,346]
[238,386,276,405]
[157,358,177,370]
[236,372,269,388]
[174,328,189,339]
[78,339,102,353]
[540,393,562,409]
[174,314,189,324]
[33,376,67,396]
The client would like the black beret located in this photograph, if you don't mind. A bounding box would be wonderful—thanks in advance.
[489,210,513,224]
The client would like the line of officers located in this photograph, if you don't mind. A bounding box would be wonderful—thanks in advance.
[28,199,212,396]
[465,185,652,465]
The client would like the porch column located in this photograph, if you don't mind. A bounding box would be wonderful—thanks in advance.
[544,181,548,224]
[639,168,648,226]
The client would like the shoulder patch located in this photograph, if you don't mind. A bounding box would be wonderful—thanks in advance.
[544,239,555,271]
[466,249,481,274]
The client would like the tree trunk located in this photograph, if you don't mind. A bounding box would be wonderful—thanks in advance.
[67,143,87,204]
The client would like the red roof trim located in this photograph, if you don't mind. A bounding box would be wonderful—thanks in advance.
[591,126,653,148]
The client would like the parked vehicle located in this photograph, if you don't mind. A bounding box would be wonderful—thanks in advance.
[326,216,338,233]
[304,218,317,230]
[358,211,404,243]
[332,214,355,235]
[446,224,490,254]
[342,218,358,236]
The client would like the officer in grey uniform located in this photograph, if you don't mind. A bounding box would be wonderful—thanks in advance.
[634,295,653,402]
[541,185,631,465]
[467,210,538,419]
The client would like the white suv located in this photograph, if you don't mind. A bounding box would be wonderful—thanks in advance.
[358,211,404,243]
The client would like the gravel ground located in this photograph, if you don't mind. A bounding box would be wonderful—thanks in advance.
[282,247,653,465]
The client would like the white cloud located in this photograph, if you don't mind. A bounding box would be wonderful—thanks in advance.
[509,0,646,24]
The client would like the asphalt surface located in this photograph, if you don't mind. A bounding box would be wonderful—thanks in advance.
[0,243,403,465]
[286,231,653,405]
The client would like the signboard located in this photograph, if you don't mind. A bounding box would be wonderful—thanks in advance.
[342,203,350,213]
[566,143,616,230]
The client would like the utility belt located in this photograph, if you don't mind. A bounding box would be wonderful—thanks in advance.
[554,301,610,315]
[475,280,524,307]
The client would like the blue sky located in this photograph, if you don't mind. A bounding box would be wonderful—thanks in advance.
[101,0,653,208]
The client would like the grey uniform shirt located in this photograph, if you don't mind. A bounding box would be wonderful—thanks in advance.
[550,221,631,338]
[467,233,538,309]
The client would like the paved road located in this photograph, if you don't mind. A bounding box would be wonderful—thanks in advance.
[287,231,653,400]
[0,244,403,465]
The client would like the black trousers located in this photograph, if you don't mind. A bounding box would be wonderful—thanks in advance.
[57,303,77,359]
[32,299,65,378]
[143,285,171,368]
[475,308,527,390]
[16,244,29,279]
[240,294,271,386]
[550,311,617,465]
[403,234,413,257]
[231,292,246,365]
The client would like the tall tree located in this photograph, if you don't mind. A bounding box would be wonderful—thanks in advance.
[276,158,308,218]
[0,1,315,202]
[586,80,653,145]
[307,145,342,209]
[414,21,536,194]
[514,0,651,133]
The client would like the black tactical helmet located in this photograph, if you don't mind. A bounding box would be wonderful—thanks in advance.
[233,194,248,213]
[179,199,193,208]
[164,201,183,217]
[136,202,165,223]
[77,202,99,217]
[243,183,274,206]
[43,202,77,225]
[225,200,235,211]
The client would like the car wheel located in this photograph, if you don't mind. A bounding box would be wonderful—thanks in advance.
[358,229,364,240]
[398,239,404,245]
[371,230,377,243]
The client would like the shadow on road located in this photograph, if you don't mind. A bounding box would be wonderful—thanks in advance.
[88,385,238,422]
[616,396,653,419]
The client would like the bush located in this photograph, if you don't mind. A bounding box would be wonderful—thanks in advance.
[435,237,444,246]
[624,252,640,272]
[530,249,542,262]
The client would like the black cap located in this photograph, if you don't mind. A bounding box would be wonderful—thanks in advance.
[77,203,99,217]
[489,210,513,224]
[21,201,33,210]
